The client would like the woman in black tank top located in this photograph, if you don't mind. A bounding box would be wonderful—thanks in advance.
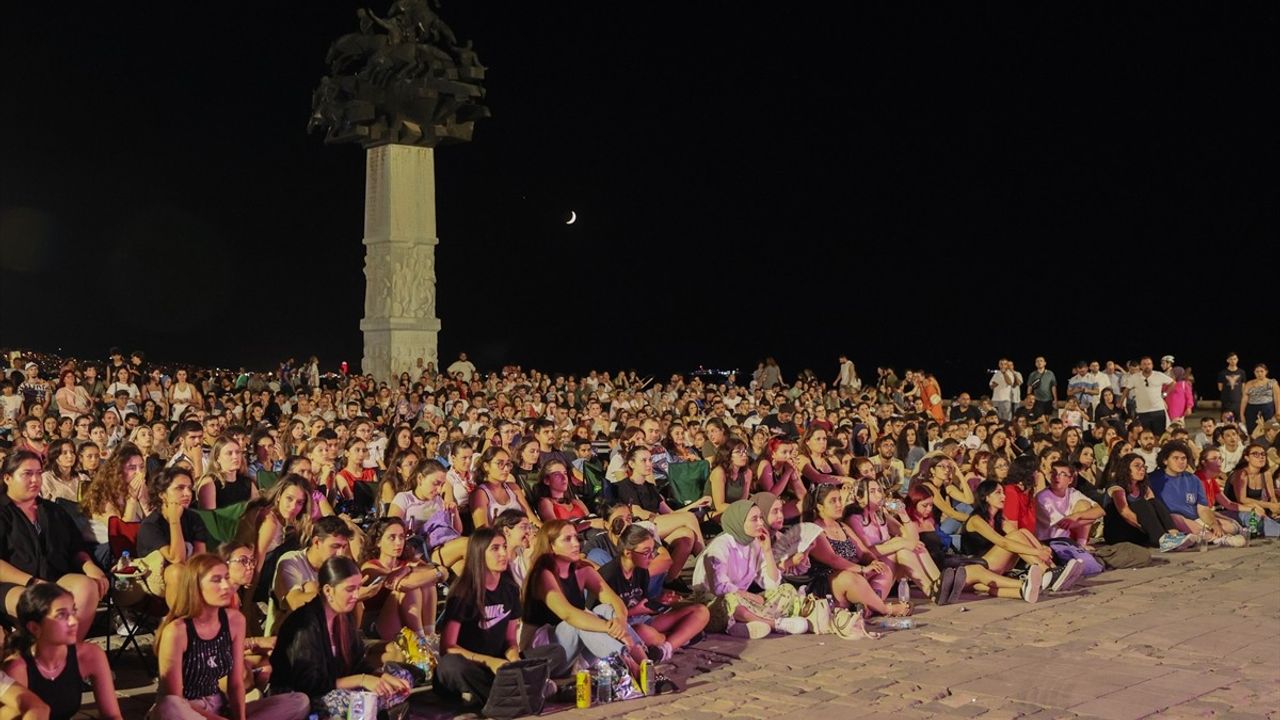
[151,554,310,719]
[196,437,261,511]
[520,520,646,679]
[957,481,1056,604]
[0,583,122,720]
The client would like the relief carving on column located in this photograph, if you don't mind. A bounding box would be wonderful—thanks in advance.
[389,244,437,319]
[364,248,392,319]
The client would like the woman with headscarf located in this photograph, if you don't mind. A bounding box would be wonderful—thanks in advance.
[690,499,809,639]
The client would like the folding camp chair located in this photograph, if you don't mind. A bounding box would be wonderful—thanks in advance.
[191,500,249,545]
[106,517,167,669]
[665,460,710,508]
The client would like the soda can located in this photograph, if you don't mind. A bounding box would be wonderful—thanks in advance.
[575,670,591,708]
[640,659,655,696]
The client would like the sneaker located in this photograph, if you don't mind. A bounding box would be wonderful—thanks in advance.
[1041,564,1061,591]
[1212,534,1248,548]
[772,616,810,635]
[645,642,672,664]
[1159,531,1198,552]
[727,621,771,639]
[115,618,140,637]
[1021,564,1044,603]
[1050,559,1085,592]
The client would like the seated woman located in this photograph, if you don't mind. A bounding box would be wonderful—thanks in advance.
[795,426,856,488]
[389,460,468,576]
[961,481,1072,603]
[754,437,806,519]
[80,443,150,571]
[846,477,945,602]
[582,503,672,598]
[377,447,421,510]
[0,451,109,644]
[707,439,753,521]
[492,510,534,589]
[519,520,645,678]
[1104,453,1188,549]
[913,455,975,540]
[798,483,888,599]
[757,490,905,619]
[152,554,310,720]
[0,667,48,720]
[598,525,710,663]
[511,438,546,498]
[195,437,259,511]
[136,467,210,605]
[531,460,602,532]
[359,517,447,642]
[469,447,540,531]
[605,428,648,484]
[436,529,570,710]
[690,500,809,639]
[903,485,1027,603]
[1,582,121,720]
[38,440,88,504]
[1228,443,1280,535]
[270,557,411,719]
[217,542,274,694]
[999,455,1044,537]
[616,447,707,591]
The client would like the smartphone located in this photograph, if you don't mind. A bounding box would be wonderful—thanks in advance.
[362,573,387,588]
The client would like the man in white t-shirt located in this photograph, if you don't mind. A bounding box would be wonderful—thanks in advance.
[1121,356,1174,434]
[446,352,477,382]
[989,358,1021,421]
[1036,461,1102,546]
[835,355,860,393]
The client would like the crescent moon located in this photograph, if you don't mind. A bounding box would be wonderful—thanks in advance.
[565,211,577,225]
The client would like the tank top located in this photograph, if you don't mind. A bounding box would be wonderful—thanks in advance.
[1246,381,1275,404]
[526,564,587,627]
[480,483,522,522]
[171,383,195,420]
[809,525,860,577]
[960,513,998,557]
[23,649,81,720]
[182,609,232,699]
[214,475,253,507]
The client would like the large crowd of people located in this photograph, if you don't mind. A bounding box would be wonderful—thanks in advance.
[0,346,1277,719]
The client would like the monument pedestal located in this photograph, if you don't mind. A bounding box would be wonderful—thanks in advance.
[360,144,441,382]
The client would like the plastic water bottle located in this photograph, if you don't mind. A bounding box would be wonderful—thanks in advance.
[594,659,616,703]
[875,616,916,630]
[897,578,910,604]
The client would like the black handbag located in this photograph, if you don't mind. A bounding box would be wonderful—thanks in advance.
[481,657,552,720]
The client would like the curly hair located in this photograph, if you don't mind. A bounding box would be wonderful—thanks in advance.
[82,441,143,517]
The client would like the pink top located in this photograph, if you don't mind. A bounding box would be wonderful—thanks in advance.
[849,512,892,550]
[1165,380,1194,419]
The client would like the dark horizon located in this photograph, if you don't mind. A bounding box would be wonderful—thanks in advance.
[2,3,1276,397]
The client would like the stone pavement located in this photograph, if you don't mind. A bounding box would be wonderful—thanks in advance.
[85,541,1279,719]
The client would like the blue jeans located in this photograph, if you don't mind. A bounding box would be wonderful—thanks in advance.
[940,502,974,537]
[551,604,640,665]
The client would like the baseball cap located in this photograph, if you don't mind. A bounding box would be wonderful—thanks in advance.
[24,362,38,371]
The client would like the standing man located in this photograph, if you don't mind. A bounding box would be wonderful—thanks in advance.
[1121,356,1174,435]
[1067,361,1100,419]
[1026,357,1058,420]
[17,363,50,415]
[446,352,477,383]
[990,359,1021,422]
[1217,353,1247,424]
[834,355,860,395]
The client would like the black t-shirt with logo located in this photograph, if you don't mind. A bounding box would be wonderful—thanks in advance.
[598,558,650,610]
[440,572,521,658]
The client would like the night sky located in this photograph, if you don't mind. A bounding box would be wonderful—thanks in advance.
[2,3,1275,395]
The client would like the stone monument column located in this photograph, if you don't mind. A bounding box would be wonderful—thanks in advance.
[309,0,489,384]
[359,144,441,381]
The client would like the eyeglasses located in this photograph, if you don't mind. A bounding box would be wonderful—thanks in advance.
[1246,451,1266,458]
[229,556,256,567]
[494,460,513,469]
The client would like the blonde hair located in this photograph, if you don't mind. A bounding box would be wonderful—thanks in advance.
[157,554,228,639]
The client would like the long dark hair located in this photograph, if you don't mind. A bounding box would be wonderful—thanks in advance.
[1104,452,1148,495]
[1,582,72,658]
[447,528,501,622]
[363,516,407,563]
[801,483,843,523]
[971,479,1004,527]
[1006,454,1039,494]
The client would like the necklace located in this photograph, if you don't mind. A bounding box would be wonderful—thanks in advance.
[34,653,65,680]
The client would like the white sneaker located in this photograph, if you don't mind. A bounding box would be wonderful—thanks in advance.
[772,617,810,635]
[1212,534,1248,548]
[1021,565,1044,603]
[727,621,771,639]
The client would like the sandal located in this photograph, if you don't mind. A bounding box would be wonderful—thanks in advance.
[885,601,912,617]
[946,566,967,605]
[653,674,679,695]
[936,567,957,606]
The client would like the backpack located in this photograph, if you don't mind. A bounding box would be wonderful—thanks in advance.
[1047,539,1105,576]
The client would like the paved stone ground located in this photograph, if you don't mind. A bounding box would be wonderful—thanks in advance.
[87,540,1279,719]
